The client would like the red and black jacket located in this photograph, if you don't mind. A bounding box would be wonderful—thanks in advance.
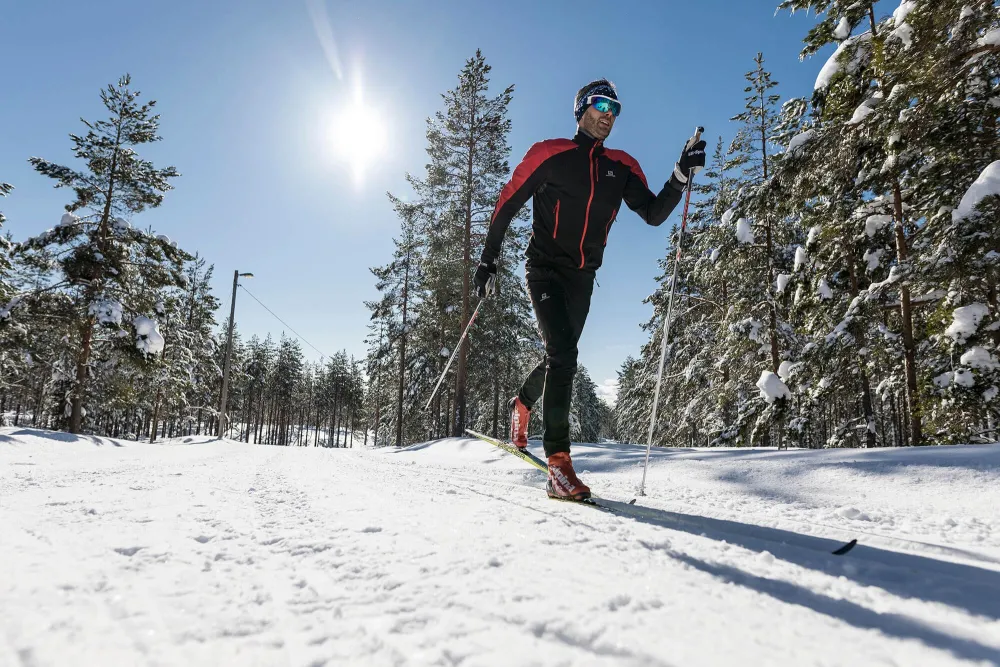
[482,130,685,272]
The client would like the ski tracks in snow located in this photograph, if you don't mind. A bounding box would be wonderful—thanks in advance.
[3,437,1000,666]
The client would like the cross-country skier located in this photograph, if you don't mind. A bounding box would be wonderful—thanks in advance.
[473,79,706,501]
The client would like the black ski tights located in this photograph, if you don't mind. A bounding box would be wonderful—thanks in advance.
[517,265,594,457]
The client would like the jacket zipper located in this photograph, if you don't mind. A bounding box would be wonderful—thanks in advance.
[604,209,617,245]
[580,145,597,269]
[553,200,560,238]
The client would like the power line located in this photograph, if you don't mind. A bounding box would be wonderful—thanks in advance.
[238,283,329,360]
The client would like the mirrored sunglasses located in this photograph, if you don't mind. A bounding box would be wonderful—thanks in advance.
[587,95,622,117]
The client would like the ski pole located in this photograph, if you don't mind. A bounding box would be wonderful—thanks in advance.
[423,294,488,413]
[639,126,703,496]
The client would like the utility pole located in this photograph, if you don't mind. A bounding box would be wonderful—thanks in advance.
[218,270,253,438]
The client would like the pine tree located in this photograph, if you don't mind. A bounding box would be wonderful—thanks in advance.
[410,50,515,436]
[19,75,183,433]
[571,366,602,444]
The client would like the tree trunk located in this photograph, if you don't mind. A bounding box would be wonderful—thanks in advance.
[893,180,921,445]
[69,320,96,433]
[454,93,478,437]
[397,248,410,446]
[149,389,163,443]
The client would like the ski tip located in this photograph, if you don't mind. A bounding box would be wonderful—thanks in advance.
[628,498,637,505]
[832,538,858,556]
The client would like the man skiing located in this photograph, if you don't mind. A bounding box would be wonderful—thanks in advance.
[474,78,706,501]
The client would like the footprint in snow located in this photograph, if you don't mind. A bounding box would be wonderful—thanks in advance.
[193,535,214,544]
[361,526,383,533]
[114,546,145,557]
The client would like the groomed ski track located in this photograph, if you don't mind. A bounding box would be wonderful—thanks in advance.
[3,428,1000,666]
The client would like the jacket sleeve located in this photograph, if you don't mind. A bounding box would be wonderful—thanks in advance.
[622,160,686,227]
[481,142,553,265]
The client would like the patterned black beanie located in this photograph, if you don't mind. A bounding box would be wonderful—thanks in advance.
[574,79,618,121]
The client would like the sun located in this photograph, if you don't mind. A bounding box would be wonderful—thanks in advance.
[329,90,388,183]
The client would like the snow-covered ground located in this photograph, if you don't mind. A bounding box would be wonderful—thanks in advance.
[3,427,1000,666]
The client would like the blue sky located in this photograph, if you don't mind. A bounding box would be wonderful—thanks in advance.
[1,0,889,397]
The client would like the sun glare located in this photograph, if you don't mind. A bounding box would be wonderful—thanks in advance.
[329,90,388,184]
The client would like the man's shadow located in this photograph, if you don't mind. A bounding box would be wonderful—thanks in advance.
[597,499,1000,664]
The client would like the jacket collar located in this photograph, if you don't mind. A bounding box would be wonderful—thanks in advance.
[573,128,604,152]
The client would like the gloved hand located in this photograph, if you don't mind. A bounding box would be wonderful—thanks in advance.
[672,133,707,185]
[473,260,497,298]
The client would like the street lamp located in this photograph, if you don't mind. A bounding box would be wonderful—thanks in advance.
[218,270,254,438]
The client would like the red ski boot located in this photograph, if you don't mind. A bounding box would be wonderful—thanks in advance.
[509,396,530,450]
[546,452,591,501]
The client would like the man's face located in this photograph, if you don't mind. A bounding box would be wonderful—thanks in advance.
[579,103,616,140]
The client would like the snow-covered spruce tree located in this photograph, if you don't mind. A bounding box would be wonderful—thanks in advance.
[714,53,803,447]
[19,75,182,433]
[774,77,899,447]
[369,199,423,446]
[780,0,929,444]
[407,50,516,436]
[894,1,1000,440]
[363,315,394,446]
[571,365,602,444]
[147,255,220,441]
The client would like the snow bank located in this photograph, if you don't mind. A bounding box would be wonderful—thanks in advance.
[735,218,755,244]
[952,161,1000,221]
[756,370,791,403]
[946,303,990,343]
[133,316,165,356]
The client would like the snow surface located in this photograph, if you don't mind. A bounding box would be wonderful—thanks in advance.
[735,217,755,244]
[953,161,1000,221]
[3,428,1000,665]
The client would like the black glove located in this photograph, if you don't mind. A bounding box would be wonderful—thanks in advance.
[473,260,497,298]
[672,134,707,185]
